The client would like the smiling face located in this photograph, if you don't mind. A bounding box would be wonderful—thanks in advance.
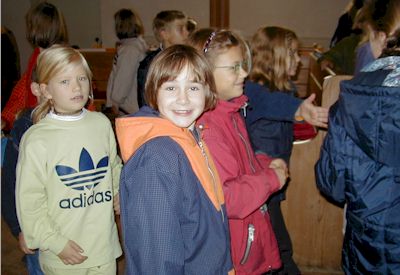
[157,66,206,130]
[41,62,90,114]
[213,46,248,101]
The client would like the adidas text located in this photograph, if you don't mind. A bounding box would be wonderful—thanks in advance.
[59,190,112,209]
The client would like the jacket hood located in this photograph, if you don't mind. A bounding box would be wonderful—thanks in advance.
[116,106,198,163]
[338,76,400,168]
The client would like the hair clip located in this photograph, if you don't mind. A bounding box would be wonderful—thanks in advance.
[203,31,216,53]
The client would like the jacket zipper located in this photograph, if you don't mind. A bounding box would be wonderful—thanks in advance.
[240,223,255,265]
[196,127,225,222]
[232,116,256,173]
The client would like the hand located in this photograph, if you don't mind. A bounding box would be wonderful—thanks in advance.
[269,158,289,189]
[57,240,88,265]
[113,193,120,215]
[18,232,35,254]
[296,94,328,128]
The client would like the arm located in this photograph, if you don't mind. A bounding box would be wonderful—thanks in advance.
[16,136,69,255]
[246,84,328,128]
[108,123,122,214]
[1,112,32,237]
[110,47,142,106]
[204,134,281,219]
[120,140,185,275]
[315,105,346,204]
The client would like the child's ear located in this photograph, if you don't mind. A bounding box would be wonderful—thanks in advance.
[39,83,52,99]
[159,28,169,41]
[30,82,41,97]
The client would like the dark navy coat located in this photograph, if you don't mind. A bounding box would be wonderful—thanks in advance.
[315,56,400,274]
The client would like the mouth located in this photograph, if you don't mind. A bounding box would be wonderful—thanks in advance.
[173,110,192,115]
[71,95,84,101]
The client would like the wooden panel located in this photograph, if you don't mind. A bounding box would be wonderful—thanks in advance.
[80,49,116,102]
[281,134,344,271]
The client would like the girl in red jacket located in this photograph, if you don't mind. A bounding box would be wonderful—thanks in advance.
[189,29,289,274]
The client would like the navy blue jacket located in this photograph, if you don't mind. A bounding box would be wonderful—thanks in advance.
[315,56,400,274]
[244,81,300,164]
[136,48,162,107]
[1,109,33,237]
[117,107,233,275]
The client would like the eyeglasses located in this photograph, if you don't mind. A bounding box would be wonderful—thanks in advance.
[214,60,250,74]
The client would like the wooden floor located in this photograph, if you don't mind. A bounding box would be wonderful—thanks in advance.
[2,218,342,275]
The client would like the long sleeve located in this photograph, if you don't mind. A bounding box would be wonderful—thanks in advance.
[108,126,122,196]
[245,82,301,124]
[120,141,185,275]
[16,135,68,255]
[204,133,280,219]
[315,105,346,204]
[109,44,144,113]
[2,112,33,237]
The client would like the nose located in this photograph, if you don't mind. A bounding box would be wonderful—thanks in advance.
[73,79,82,91]
[239,66,248,78]
[176,89,189,104]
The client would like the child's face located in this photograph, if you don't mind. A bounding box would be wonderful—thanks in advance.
[287,40,300,77]
[157,66,206,130]
[163,19,189,47]
[213,46,248,101]
[42,63,90,114]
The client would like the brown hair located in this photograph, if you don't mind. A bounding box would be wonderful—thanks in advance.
[25,1,68,48]
[364,0,400,35]
[114,8,144,39]
[152,10,186,41]
[249,26,298,91]
[32,45,92,123]
[188,28,251,71]
[145,44,217,111]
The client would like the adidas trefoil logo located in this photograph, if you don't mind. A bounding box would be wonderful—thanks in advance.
[56,148,108,191]
[55,148,113,209]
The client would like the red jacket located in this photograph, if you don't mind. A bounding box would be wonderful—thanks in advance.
[197,95,282,274]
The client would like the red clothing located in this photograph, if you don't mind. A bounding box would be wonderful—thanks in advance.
[2,48,40,130]
[197,95,282,274]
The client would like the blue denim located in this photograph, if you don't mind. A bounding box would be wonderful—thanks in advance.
[25,250,44,275]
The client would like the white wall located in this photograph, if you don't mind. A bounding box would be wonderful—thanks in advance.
[2,0,349,71]
[231,0,349,47]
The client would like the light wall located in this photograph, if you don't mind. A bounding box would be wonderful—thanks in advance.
[2,0,349,70]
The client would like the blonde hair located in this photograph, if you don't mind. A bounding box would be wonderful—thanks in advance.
[145,44,217,111]
[188,28,251,72]
[249,26,298,91]
[32,45,92,123]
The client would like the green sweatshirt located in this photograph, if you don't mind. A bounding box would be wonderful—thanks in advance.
[16,110,122,269]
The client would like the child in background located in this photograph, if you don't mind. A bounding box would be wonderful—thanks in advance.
[16,46,122,274]
[106,8,148,115]
[137,10,189,107]
[116,44,233,274]
[190,29,289,274]
[190,28,328,274]
[1,1,68,131]
[245,26,303,275]
[315,10,400,273]
[354,0,399,74]
[2,78,44,275]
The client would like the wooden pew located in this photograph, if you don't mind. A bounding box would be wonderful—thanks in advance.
[293,47,332,105]
[281,75,352,274]
[80,48,116,111]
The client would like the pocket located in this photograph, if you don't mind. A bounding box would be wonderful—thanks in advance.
[240,223,255,265]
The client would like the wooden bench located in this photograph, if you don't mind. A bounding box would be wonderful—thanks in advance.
[80,48,116,111]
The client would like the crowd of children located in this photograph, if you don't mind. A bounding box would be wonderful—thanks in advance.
[2,0,399,274]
